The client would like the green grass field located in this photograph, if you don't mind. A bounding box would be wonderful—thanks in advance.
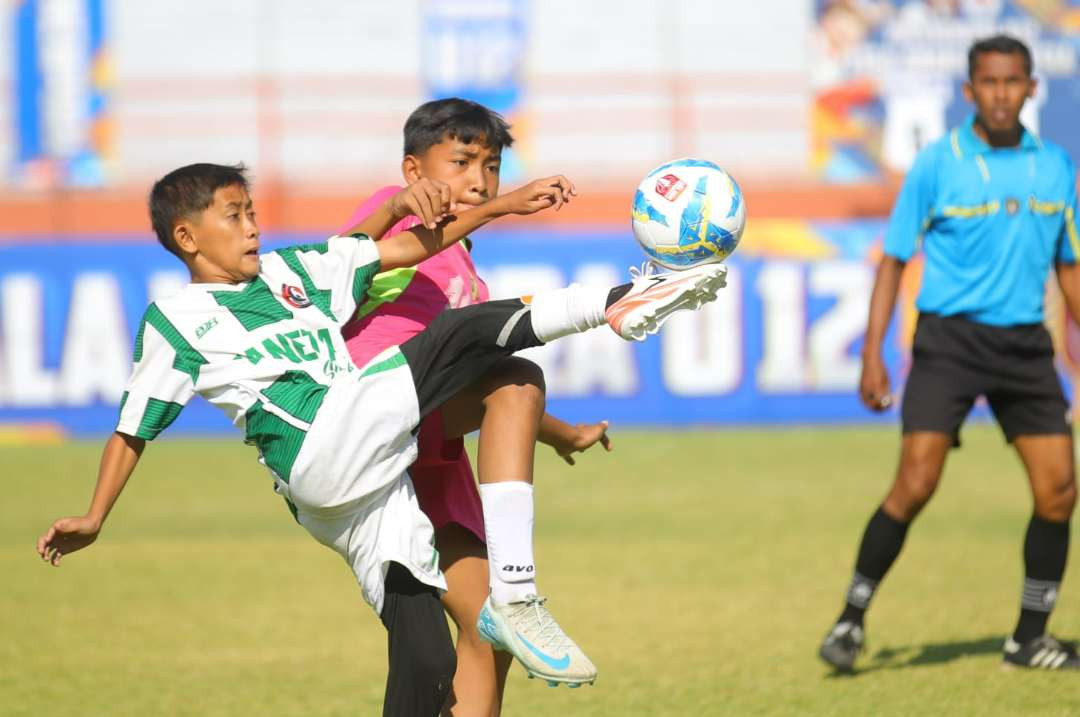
[5,426,1080,716]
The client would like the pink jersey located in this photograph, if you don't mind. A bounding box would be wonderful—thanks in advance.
[340,185,488,544]
[340,186,490,367]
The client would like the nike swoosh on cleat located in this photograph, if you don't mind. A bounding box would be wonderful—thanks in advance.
[477,609,500,642]
[517,634,571,670]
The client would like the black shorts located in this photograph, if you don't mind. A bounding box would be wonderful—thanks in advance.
[399,297,541,420]
[901,313,1071,444]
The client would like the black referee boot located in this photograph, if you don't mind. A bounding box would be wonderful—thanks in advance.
[819,621,864,672]
[1003,635,1080,670]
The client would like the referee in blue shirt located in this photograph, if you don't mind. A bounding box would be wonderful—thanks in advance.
[820,35,1080,672]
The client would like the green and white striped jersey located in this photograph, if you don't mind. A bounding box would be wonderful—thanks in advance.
[117,235,398,484]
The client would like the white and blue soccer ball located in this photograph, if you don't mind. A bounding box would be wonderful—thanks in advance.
[631,158,746,269]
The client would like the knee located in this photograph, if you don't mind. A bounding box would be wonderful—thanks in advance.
[488,380,545,420]
[1036,472,1077,521]
[483,359,546,415]
[890,455,943,518]
[498,356,546,395]
[893,472,939,517]
[513,377,546,415]
[904,470,939,504]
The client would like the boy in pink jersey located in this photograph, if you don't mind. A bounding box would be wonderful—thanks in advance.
[341,99,611,715]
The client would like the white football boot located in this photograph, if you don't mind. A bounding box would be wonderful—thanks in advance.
[477,594,597,687]
[605,262,727,342]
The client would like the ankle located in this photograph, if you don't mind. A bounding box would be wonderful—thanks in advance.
[838,604,866,627]
[489,582,536,605]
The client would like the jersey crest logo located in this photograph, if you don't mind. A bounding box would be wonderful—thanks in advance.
[655,173,687,202]
[1005,197,1020,215]
[282,284,311,308]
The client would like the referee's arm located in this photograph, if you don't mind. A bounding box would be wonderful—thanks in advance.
[1057,262,1080,324]
[861,256,905,411]
[860,152,936,412]
[1055,160,1080,324]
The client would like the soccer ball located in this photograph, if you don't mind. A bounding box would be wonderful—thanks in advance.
[631,158,746,269]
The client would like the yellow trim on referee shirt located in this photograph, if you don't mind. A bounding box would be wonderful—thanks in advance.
[950,129,963,160]
[914,208,934,251]
[1029,198,1065,215]
[942,201,1000,218]
[1066,206,1080,259]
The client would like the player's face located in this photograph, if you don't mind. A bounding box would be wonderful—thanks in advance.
[405,135,502,208]
[179,184,261,283]
[964,51,1035,136]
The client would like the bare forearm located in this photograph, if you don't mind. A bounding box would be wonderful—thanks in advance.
[376,197,508,271]
[537,413,575,449]
[86,432,144,526]
[343,202,398,241]
[1057,263,1080,325]
[863,255,905,359]
[537,413,611,464]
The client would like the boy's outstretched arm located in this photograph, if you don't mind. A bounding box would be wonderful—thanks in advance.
[346,178,455,237]
[538,414,612,466]
[37,432,145,566]
[368,175,576,272]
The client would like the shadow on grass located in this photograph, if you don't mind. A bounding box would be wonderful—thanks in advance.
[825,635,1003,678]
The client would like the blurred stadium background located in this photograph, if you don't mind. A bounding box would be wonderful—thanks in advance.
[6,3,1080,715]
[1,0,1079,436]
[2,0,1080,438]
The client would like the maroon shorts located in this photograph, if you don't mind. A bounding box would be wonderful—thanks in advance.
[409,409,486,544]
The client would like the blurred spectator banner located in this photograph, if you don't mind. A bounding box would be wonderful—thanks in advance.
[0,1,810,190]
[813,0,1080,181]
[0,224,930,436]
[11,0,109,188]
[422,0,528,181]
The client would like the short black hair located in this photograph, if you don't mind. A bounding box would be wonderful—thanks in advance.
[968,34,1032,79]
[403,98,514,157]
[149,163,249,256]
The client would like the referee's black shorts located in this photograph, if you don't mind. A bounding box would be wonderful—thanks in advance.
[902,313,1072,444]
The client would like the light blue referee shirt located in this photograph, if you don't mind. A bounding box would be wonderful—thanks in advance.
[884,114,1080,326]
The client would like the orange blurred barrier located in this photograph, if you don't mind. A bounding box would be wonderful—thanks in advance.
[0,180,902,239]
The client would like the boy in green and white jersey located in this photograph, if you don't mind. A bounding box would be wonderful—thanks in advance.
[37,163,727,713]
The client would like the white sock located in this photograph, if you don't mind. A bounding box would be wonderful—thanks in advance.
[527,285,608,342]
[479,481,538,604]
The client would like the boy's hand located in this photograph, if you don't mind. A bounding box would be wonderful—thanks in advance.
[497,175,577,215]
[552,420,612,466]
[389,178,455,229]
[37,515,102,566]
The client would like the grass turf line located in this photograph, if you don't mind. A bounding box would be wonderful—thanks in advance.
[4,426,1079,716]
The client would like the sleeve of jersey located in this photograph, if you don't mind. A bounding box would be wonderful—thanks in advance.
[115,305,199,440]
[1056,156,1080,264]
[319,234,383,322]
[882,150,937,262]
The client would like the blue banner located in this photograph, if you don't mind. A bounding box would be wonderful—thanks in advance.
[421,0,528,181]
[0,224,935,436]
[10,0,109,187]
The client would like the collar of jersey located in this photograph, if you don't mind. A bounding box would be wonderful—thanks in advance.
[957,114,1041,156]
[184,280,247,291]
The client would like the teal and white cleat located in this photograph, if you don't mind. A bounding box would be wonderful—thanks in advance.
[477,594,598,687]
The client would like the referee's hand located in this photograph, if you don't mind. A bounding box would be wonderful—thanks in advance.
[859,355,894,413]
